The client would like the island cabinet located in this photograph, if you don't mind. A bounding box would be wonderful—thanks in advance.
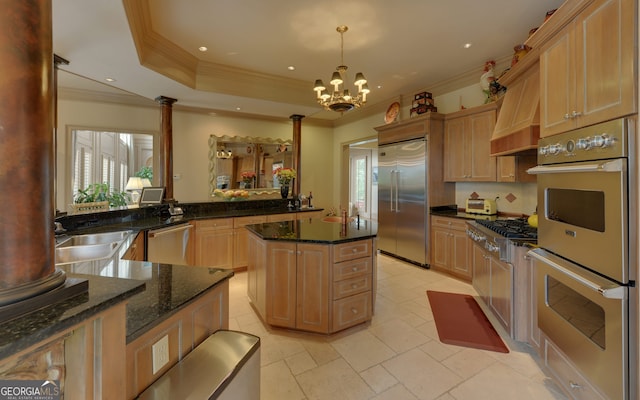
[247,233,375,334]
[233,215,268,269]
[539,0,635,137]
[193,218,234,268]
[122,231,146,261]
[430,216,472,281]
[444,103,497,182]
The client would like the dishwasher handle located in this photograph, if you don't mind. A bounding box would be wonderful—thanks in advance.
[148,224,193,238]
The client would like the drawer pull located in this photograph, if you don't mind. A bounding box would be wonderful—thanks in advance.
[352,249,357,253]
[352,267,358,272]
[351,308,358,314]
[351,283,358,289]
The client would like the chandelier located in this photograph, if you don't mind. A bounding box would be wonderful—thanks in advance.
[313,26,369,112]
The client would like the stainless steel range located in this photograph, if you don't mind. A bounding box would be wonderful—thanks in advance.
[467,218,537,263]
[466,218,536,341]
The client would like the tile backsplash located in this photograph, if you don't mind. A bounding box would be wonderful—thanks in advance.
[455,182,537,216]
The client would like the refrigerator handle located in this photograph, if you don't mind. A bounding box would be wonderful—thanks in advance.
[395,169,400,212]
[389,170,395,211]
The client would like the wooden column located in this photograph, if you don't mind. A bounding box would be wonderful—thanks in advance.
[0,0,65,303]
[289,114,304,196]
[53,54,69,215]
[155,96,177,201]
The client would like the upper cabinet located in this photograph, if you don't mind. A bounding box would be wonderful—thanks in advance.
[444,103,497,182]
[540,0,635,137]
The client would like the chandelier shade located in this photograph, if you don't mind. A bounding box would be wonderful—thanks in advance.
[313,26,368,112]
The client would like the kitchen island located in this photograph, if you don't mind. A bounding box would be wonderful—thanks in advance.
[245,218,377,334]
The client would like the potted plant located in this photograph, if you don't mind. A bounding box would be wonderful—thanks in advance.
[72,183,130,213]
[274,168,296,198]
[241,171,256,188]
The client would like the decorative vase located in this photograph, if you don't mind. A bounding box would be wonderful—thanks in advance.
[280,184,289,199]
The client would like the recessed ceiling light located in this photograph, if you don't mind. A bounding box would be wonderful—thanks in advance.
[287,66,295,71]
[105,77,115,82]
[198,46,208,52]
[236,107,241,111]
[377,85,383,89]
[463,43,472,49]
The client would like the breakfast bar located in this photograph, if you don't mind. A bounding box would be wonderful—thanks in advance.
[245,218,377,334]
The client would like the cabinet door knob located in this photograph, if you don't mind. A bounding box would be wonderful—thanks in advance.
[352,267,358,272]
[351,283,358,289]
[351,308,358,314]
[352,249,358,253]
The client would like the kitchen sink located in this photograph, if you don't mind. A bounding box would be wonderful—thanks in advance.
[56,231,132,247]
[55,242,121,265]
[55,230,132,264]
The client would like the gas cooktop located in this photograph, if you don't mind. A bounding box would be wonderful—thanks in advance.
[475,218,538,240]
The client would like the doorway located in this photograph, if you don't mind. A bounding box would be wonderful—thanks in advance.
[348,139,378,220]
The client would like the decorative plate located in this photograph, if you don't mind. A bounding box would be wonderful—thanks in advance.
[384,102,400,124]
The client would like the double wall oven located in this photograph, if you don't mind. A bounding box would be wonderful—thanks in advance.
[528,118,636,399]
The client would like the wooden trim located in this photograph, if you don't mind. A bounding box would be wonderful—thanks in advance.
[490,127,540,156]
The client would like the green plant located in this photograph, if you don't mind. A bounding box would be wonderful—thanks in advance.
[74,183,130,208]
[135,166,153,181]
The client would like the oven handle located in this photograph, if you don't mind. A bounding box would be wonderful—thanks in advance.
[527,158,624,174]
[527,248,626,300]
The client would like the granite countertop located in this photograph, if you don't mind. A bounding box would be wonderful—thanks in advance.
[0,273,145,359]
[55,234,234,342]
[246,217,377,244]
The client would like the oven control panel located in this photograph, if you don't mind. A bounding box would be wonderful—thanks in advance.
[537,118,628,164]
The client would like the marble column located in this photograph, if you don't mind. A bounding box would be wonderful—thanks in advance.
[290,114,304,196]
[0,0,65,304]
[155,96,177,201]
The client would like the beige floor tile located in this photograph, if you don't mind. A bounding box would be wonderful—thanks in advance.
[285,351,317,375]
[383,348,464,400]
[418,339,463,362]
[296,358,375,400]
[369,318,431,353]
[371,383,420,400]
[449,361,566,400]
[261,360,306,400]
[439,348,498,379]
[360,364,398,394]
[300,340,341,366]
[331,330,396,372]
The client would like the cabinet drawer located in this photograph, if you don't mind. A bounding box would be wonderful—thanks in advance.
[544,339,605,400]
[266,213,296,222]
[333,239,372,263]
[195,218,233,230]
[333,258,372,281]
[234,215,267,228]
[332,292,372,332]
[431,216,467,231]
[333,275,372,300]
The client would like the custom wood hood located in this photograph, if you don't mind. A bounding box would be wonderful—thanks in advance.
[490,55,540,156]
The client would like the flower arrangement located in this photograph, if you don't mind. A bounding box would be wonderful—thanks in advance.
[241,171,256,184]
[275,167,296,185]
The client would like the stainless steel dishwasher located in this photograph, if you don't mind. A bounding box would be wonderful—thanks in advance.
[147,223,193,264]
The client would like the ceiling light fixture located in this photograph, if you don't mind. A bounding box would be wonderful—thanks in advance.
[313,25,369,112]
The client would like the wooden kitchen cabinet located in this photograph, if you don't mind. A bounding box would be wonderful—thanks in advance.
[444,103,497,182]
[430,216,472,281]
[193,218,234,268]
[471,240,513,336]
[539,0,635,137]
[122,231,146,261]
[233,215,267,269]
[248,233,374,334]
[497,155,537,183]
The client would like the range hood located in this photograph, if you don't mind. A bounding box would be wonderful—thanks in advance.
[490,57,540,156]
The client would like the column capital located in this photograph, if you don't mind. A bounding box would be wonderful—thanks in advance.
[289,114,305,121]
[155,96,177,106]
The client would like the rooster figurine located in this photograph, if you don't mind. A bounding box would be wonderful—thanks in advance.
[480,60,506,103]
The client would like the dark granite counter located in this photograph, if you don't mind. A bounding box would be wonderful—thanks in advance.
[246,217,377,244]
[56,200,323,236]
[0,274,144,359]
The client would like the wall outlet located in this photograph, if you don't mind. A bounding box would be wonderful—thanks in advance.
[152,335,170,374]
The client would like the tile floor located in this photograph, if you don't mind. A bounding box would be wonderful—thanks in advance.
[228,254,568,400]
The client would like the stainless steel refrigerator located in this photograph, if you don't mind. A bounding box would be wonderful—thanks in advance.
[378,139,428,266]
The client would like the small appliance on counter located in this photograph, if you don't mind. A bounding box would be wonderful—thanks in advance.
[465,198,497,215]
